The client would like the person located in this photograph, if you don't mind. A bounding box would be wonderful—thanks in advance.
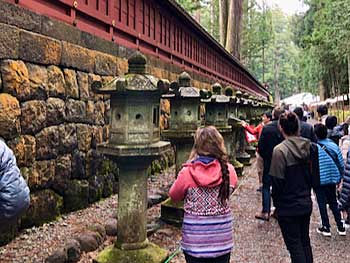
[241,111,272,192]
[269,112,313,263]
[339,122,350,160]
[0,138,30,232]
[317,104,328,124]
[313,123,346,236]
[325,115,342,145]
[256,106,284,221]
[293,107,317,142]
[339,143,350,229]
[169,126,238,263]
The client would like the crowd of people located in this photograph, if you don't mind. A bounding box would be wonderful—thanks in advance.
[170,104,350,263]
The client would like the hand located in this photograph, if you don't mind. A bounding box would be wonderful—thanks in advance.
[241,121,247,127]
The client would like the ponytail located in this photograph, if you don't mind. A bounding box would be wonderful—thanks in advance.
[218,157,230,205]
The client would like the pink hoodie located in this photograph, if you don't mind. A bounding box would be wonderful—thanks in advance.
[169,159,238,202]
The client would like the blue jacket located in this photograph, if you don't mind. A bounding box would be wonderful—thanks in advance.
[318,139,345,176]
[339,150,350,210]
[0,139,30,221]
[317,144,342,185]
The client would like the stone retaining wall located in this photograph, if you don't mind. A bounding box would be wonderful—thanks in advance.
[0,0,182,243]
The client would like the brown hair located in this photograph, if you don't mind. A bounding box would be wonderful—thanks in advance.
[189,126,230,204]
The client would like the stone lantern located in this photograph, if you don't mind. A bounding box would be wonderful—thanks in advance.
[202,83,233,165]
[225,86,244,176]
[235,91,251,166]
[161,72,210,225]
[93,52,171,263]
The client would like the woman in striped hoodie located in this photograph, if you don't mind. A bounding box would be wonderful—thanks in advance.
[169,126,238,263]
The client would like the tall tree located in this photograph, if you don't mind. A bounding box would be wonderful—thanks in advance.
[219,0,228,46]
[226,0,244,58]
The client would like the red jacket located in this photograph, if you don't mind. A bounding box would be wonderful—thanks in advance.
[244,123,264,140]
[169,159,238,202]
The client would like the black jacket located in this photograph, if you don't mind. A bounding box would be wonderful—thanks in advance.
[300,121,317,142]
[258,120,283,177]
[270,137,313,217]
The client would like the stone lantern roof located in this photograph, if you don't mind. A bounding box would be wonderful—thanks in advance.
[92,52,169,95]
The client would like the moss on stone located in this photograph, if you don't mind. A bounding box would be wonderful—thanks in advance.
[161,198,183,209]
[95,243,168,263]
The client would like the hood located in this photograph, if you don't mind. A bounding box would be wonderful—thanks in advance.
[283,136,310,160]
[184,157,222,187]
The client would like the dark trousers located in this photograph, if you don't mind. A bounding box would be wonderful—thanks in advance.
[262,174,272,213]
[278,213,313,263]
[314,184,343,228]
[184,253,230,263]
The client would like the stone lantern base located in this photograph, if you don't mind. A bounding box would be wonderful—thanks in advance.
[231,159,244,177]
[94,242,168,263]
[245,145,256,158]
[237,153,251,166]
[160,198,184,226]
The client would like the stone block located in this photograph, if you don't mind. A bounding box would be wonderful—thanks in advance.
[61,42,95,73]
[63,69,79,99]
[0,23,19,59]
[81,31,119,56]
[47,65,66,99]
[46,98,66,126]
[26,63,48,100]
[77,71,89,101]
[21,189,63,228]
[20,100,47,135]
[19,31,61,65]
[76,124,92,152]
[94,101,105,126]
[0,0,41,33]
[72,150,87,180]
[94,52,117,76]
[85,100,95,124]
[7,135,36,167]
[0,60,31,101]
[35,126,60,160]
[63,179,89,212]
[0,93,21,139]
[65,99,86,122]
[53,154,72,195]
[58,123,78,154]
[91,126,104,148]
[117,58,128,75]
[28,160,55,190]
[41,16,81,45]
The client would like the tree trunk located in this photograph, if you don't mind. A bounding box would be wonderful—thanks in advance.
[348,54,350,97]
[319,80,326,101]
[219,0,228,46]
[274,49,280,104]
[194,0,201,23]
[210,0,215,35]
[226,0,243,59]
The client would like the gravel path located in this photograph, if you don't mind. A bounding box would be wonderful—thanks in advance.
[1,160,350,263]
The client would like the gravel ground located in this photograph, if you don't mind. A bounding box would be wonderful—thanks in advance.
[1,160,350,263]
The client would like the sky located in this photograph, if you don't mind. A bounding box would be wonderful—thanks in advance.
[256,0,309,15]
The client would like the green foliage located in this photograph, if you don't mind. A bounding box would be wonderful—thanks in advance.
[294,0,350,97]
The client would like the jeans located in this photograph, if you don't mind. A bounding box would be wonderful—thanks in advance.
[314,184,343,228]
[184,253,230,263]
[262,174,272,213]
[278,213,313,263]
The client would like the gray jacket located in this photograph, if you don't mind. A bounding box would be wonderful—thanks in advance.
[0,139,30,221]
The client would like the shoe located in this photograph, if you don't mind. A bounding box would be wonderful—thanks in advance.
[256,187,262,192]
[344,220,350,230]
[317,226,331,237]
[255,212,269,221]
[337,225,346,236]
